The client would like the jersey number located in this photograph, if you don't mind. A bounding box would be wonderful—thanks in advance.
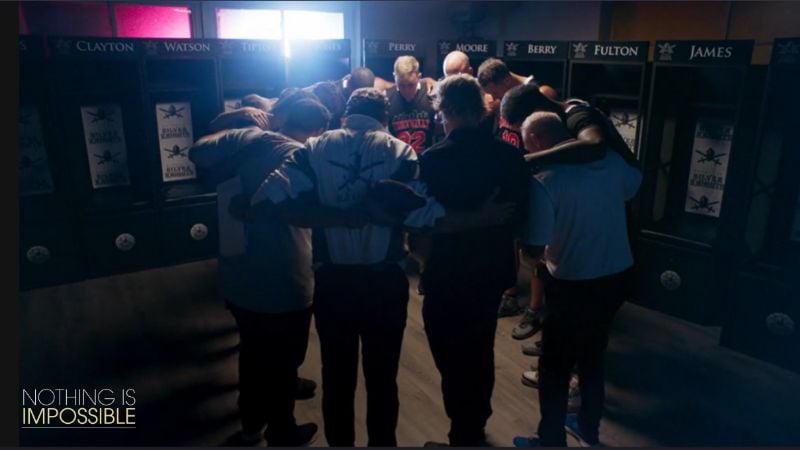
[398,130,426,153]
[502,129,520,148]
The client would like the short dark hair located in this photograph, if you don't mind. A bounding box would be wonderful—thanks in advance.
[305,81,346,118]
[271,88,319,117]
[283,99,332,133]
[477,57,510,87]
[500,83,562,126]
[344,88,389,123]
[348,67,376,95]
[432,74,486,125]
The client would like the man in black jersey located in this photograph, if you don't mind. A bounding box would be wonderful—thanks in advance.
[386,55,438,154]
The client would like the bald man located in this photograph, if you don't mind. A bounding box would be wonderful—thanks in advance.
[442,50,473,77]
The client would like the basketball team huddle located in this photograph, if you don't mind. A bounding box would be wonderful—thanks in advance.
[189,49,641,447]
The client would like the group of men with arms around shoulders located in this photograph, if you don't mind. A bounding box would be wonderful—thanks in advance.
[190,48,641,447]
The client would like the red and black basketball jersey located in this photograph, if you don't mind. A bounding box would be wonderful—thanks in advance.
[386,86,436,154]
[495,115,524,151]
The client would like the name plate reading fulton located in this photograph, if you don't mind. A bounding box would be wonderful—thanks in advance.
[217,39,283,58]
[503,41,568,60]
[49,37,140,59]
[655,40,753,65]
[438,40,497,58]
[684,119,734,218]
[19,106,54,196]
[81,104,131,189]
[289,40,351,57]
[569,41,648,62]
[364,39,423,56]
[156,102,196,182]
[609,109,640,154]
[143,39,216,57]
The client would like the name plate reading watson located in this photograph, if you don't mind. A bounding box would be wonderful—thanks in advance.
[81,104,131,189]
[19,106,55,196]
[156,102,196,182]
[684,119,734,218]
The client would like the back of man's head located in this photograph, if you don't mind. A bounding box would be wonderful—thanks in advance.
[283,99,332,135]
[345,88,389,124]
[348,67,376,97]
[432,73,486,125]
[522,111,571,151]
[501,83,562,127]
[476,58,510,88]
[305,81,346,120]
[443,50,472,77]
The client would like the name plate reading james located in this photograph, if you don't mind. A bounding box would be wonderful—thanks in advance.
[19,106,55,196]
[655,40,753,65]
[81,104,131,189]
[684,119,734,218]
[156,102,196,182]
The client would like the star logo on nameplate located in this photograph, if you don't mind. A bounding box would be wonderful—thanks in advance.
[54,38,72,55]
[572,42,587,59]
[367,40,380,54]
[143,40,159,55]
[439,41,451,55]
[505,42,519,57]
[776,41,799,64]
[657,42,676,61]
[219,40,234,55]
[19,39,27,52]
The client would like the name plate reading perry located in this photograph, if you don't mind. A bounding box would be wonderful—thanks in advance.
[19,106,55,196]
[684,119,734,218]
[156,102,196,182]
[81,104,131,189]
[364,39,422,56]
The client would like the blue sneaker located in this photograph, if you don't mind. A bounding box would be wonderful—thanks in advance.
[564,414,602,447]
[512,436,541,447]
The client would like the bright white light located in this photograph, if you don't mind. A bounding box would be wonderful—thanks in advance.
[216,8,281,39]
[283,10,344,40]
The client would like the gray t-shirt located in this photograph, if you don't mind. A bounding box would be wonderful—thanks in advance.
[523,151,641,281]
[190,129,313,313]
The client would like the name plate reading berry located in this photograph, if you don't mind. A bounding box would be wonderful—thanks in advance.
[19,106,55,196]
[655,40,753,65]
[684,119,734,218]
[80,104,131,189]
[503,41,568,60]
[156,102,196,182]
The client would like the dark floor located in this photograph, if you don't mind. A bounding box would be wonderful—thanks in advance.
[19,259,800,446]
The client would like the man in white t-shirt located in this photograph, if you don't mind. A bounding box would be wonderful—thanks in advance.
[513,112,641,448]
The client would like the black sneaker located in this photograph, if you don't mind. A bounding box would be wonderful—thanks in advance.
[498,294,524,318]
[521,339,543,357]
[295,377,316,400]
[512,308,544,340]
[265,422,318,447]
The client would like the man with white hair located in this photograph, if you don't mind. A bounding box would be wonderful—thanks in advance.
[513,111,640,448]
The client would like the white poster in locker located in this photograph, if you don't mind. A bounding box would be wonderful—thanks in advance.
[156,102,196,182]
[19,106,54,195]
[684,119,734,218]
[80,104,131,189]
[791,192,800,242]
[609,109,639,153]
[224,98,243,112]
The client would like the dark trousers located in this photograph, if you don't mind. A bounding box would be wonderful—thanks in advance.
[422,274,505,446]
[228,302,312,438]
[537,269,632,446]
[313,264,409,447]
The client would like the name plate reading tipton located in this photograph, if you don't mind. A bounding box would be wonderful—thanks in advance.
[684,119,734,218]
[609,109,640,153]
[19,106,55,196]
[80,104,131,189]
[224,99,243,112]
[156,102,196,182]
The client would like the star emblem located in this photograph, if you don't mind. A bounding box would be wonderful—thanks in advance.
[19,39,27,52]
[367,40,380,53]
[572,42,587,58]
[776,40,799,64]
[54,38,72,54]
[505,42,518,57]
[657,42,676,61]
[439,41,451,55]
[143,40,159,55]
[219,40,234,55]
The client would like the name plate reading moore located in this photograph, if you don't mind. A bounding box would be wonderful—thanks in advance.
[156,102,196,182]
[684,119,734,218]
[81,104,131,189]
[19,106,55,196]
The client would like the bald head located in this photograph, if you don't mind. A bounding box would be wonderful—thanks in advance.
[443,51,472,77]
[522,111,571,153]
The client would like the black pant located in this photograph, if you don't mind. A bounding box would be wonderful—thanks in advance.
[422,274,505,446]
[228,303,312,439]
[313,264,409,447]
[537,269,632,446]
